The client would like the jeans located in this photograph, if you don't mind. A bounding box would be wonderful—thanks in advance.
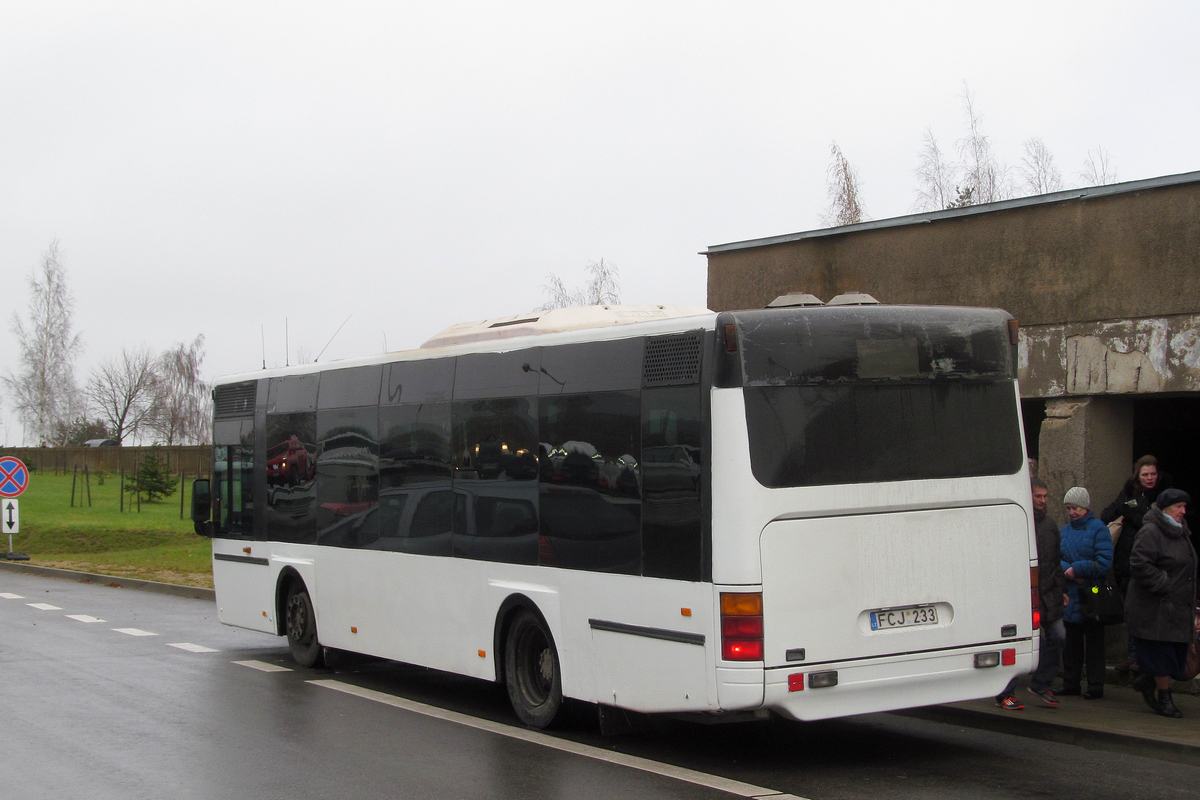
[1031,617,1066,693]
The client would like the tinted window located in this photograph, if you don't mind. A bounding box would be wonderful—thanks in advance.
[377,402,453,556]
[314,407,379,548]
[319,366,383,409]
[745,382,1023,487]
[642,387,704,581]
[539,339,643,394]
[454,350,541,399]
[267,375,318,413]
[452,397,538,564]
[539,392,641,573]
[265,412,318,543]
[213,419,256,538]
[383,359,456,405]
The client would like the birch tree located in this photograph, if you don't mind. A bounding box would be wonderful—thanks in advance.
[151,334,212,445]
[3,241,83,444]
[538,259,621,311]
[1019,138,1063,195]
[820,142,866,227]
[1079,147,1117,186]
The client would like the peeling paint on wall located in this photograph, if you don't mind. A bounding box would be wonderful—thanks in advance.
[1066,336,1162,394]
[1018,313,1200,397]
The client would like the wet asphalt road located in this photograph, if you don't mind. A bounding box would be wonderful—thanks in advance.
[2,572,1198,800]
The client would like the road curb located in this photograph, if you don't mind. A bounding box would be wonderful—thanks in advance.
[0,560,215,601]
[896,704,1200,767]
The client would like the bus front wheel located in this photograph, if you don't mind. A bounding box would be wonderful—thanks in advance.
[504,609,562,728]
[285,582,325,668]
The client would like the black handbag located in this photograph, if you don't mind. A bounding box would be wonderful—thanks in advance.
[1079,570,1124,625]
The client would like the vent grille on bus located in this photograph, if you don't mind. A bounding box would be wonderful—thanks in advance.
[643,333,702,387]
[214,381,256,418]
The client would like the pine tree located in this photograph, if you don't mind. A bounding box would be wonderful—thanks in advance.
[126,447,177,502]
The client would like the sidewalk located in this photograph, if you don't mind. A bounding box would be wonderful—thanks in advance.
[900,673,1200,767]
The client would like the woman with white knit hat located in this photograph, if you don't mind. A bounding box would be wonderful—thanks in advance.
[1058,486,1114,699]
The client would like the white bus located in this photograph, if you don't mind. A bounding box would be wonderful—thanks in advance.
[193,296,1039,729]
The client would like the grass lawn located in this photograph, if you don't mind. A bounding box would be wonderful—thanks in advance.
[6,469,212,588]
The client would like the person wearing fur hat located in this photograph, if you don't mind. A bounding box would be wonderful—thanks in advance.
[1059,487,1114,699]
[1127,488,1197,718]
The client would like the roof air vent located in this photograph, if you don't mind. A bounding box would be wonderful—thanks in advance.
[766,292,824,308]
[826,291,880,306]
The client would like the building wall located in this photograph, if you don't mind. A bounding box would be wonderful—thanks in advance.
[707,177,1200,331]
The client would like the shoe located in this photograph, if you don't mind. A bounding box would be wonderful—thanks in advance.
[1026,687,1059,708]
[1133,674,1158,712]
[1057,686,1081,696]
[1083,689,1104,700]
[1114,658,1138,672]
[995,695,1024,710]
[1157,689,1183,718]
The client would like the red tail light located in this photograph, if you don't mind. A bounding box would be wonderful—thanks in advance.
[720,592,763,662]
[538,535,557,567]
[1030,566,1040,630]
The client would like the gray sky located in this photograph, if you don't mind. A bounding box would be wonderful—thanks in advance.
[2,1,1198,441]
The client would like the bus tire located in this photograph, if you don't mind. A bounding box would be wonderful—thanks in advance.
[504,608,562,728]
[285,582,325,668]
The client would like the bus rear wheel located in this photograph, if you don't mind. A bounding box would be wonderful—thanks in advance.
[505,609,562,728]
[285,582,325,668]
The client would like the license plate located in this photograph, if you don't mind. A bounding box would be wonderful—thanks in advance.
[870,605,938,631]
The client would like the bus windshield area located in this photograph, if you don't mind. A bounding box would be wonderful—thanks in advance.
[733,306,1022,487]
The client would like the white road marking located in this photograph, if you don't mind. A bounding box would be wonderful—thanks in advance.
[233,660,292,672]
[112,627,158,636]
[27,602,63,610]
[309,680,810,800]
[65,614,105,623]
[0,593,24,599]
[167,642,219,653]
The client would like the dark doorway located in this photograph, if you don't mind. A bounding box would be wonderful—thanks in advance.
[1021,399,1047,463]
[1132,395,1200,545]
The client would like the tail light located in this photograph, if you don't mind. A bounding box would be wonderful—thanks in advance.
[538,535,557,567]
[1030,566,1040,630]
[720,592,763,661]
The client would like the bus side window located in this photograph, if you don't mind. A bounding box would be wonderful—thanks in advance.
[641,387,704,581]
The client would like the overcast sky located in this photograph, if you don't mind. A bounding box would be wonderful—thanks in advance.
[2,1,1198,441]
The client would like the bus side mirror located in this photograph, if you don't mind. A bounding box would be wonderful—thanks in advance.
[192,479,213,537]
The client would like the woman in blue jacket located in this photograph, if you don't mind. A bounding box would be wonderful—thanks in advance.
[1059,487,1115,699]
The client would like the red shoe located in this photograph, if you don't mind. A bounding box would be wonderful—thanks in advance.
[995,695,1024,710]
[1026,687,1059,708]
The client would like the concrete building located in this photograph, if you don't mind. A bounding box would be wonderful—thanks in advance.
[704,170,1200,526]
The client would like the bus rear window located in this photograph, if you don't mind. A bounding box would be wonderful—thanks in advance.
[745,381,1023,487]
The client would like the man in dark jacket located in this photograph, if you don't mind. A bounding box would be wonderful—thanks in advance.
[996,479,1067,709]
[1028,479,1066,706]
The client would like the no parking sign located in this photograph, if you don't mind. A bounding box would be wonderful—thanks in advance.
[0,457,29,560]
[0,457,29,498]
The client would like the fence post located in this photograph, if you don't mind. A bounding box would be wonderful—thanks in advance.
[85,464,92,507]
[71,465,77,507]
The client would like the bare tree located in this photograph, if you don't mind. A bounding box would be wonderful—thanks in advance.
[538,259,621,311]
[1079,147,1117,186]
[3,240,84,445]
[913,129,956,212]
[86,347,161,444]
[956,85,1011,204]
[151,334,212,445]
[820,142,866,226]
[1019,138,1063,195]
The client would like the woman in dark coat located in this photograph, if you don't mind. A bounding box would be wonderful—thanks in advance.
[1127,488,1197,718]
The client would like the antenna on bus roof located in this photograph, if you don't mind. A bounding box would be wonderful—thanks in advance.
[285,318,290,367]
[315,314,353,363]
[261,325,266,369]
